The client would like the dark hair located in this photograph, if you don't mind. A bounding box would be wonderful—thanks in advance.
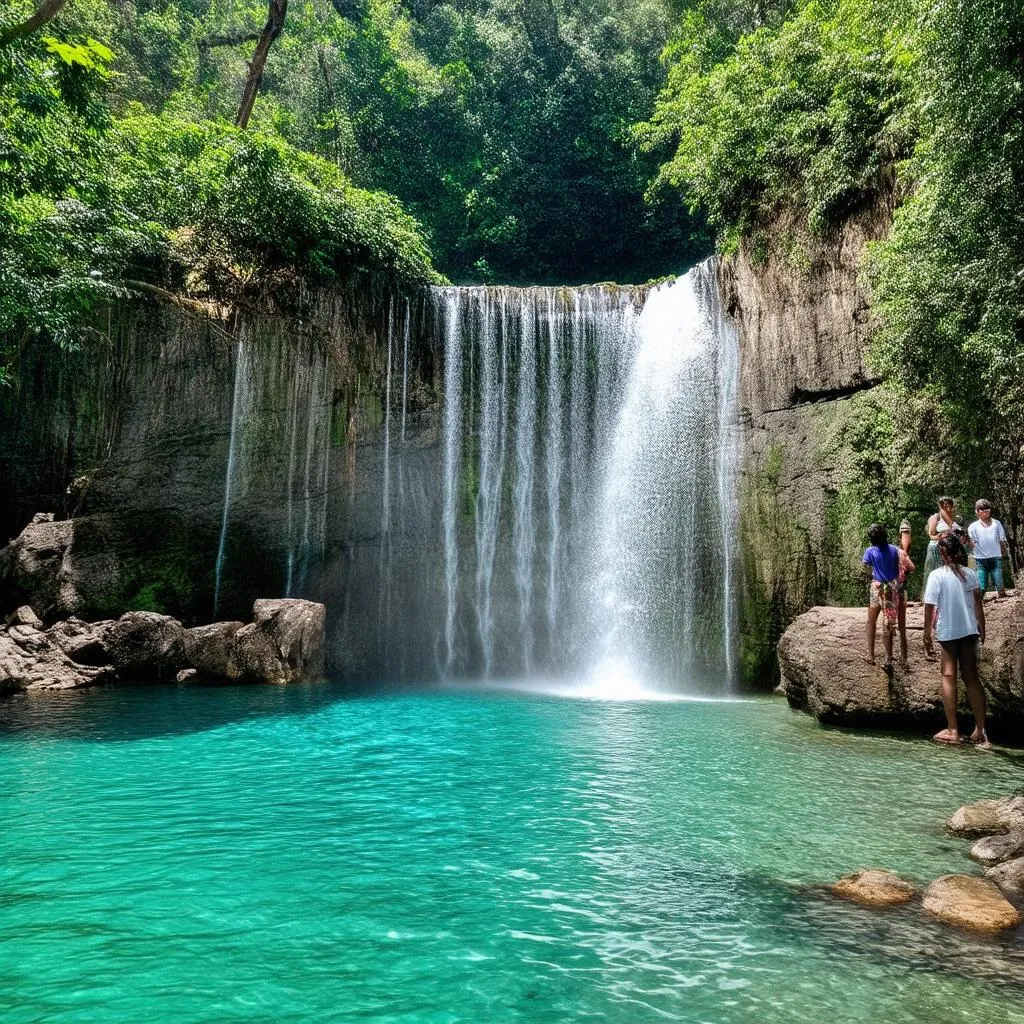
[938,533,967,578]
[975,498,992,511]
[867,523,888,547]
[938,495,955,508]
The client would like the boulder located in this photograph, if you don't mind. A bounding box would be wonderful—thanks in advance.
[104,611,186,680]
[987,857,1024,900]
[971,829,1024,867]
[946,797,1024,838]
[0,599,324,693]
[922,874,1021,932]
[182,621,245,678]
[227,599,325,684]
[0,618,116,692]
[831,869,917,906]
[0,515,78,621]
[778,597,1024,729]
[6,605,43,629]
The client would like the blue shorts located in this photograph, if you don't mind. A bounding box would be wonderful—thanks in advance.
[975,557,1003,593]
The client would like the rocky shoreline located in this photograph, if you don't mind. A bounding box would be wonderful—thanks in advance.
[0,510,326,694]
[778,594,1024,738]
[0,598,326,693]
[833,795,1024,933]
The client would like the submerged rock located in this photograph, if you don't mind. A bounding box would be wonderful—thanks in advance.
[831,869,917,906]
[778,598,1024,730]
[947,797,1024,839]
[922,874,1021,933]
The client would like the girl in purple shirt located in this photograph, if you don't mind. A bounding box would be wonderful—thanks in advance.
[862,523,913,669]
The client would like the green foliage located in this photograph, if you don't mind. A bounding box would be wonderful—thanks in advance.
[55,0,713,284]
[0,10,439,381]
[110,113,439,293]
[639,0,911,239]
[0,24,127,379]
[866,0,1024,542]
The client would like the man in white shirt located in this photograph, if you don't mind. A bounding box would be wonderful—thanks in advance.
[967,499,1009,598]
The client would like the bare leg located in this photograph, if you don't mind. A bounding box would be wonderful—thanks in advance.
[883,613,894,669]
[866,604,880,663]
[960,639,990,747]
[897,595,909,666]
[934,644,960,743]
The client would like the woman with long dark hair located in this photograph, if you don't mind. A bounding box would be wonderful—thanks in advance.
[922,533,989,747]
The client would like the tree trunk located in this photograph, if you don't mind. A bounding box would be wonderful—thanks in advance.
[234,0,288,130]
[0,0,70,45]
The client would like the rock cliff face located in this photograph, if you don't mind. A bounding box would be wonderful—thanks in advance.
[0,285,443,677]
[717,201,905,683]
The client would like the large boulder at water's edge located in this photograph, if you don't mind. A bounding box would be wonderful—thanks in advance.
[182,621,246,677]
[105,611,187,680]
[973,830,1024,867]
[778,597,1024,731]
[987,857,1024,901]
[831,869,917,906]
[0,616,116,692]
[228,599,326,684]
[921,874,1021,932]
[946,797,1024,838]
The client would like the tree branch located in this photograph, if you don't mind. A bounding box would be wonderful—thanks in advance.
[235,0,288,130]
[0,0,70,45]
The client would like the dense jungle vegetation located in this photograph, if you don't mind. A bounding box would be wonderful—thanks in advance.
[1,0,1022,527]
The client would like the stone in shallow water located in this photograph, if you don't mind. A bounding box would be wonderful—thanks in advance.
[946,796,1024,838]
[986,856,1024,900]
[831,869,917,906]
[922,874,1021,932]
[971,829,1024,867]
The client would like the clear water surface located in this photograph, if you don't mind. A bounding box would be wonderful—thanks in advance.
[2,683,1023,1023]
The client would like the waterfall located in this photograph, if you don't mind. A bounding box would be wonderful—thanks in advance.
[440,291,464,674]
[213,332,332,616]
[430,260,739,690]
[211,263,738,689]
[213,338,248,617]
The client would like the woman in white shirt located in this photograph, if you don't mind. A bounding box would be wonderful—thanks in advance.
[922,534,989,748]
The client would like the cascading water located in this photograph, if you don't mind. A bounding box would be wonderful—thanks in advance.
[211,260,738,690]
[431,260,739,690]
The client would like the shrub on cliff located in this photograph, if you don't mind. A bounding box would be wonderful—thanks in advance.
[109,113,440,296]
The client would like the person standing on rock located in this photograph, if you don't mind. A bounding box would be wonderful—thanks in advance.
[922,496,959,598]
[862,524,908,670]
[968,499,1009,599]
[923,533,989,748]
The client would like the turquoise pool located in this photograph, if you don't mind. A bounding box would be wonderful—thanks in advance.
[2,683,1023,1023]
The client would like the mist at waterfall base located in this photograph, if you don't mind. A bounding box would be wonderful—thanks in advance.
[214,261,738,694]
